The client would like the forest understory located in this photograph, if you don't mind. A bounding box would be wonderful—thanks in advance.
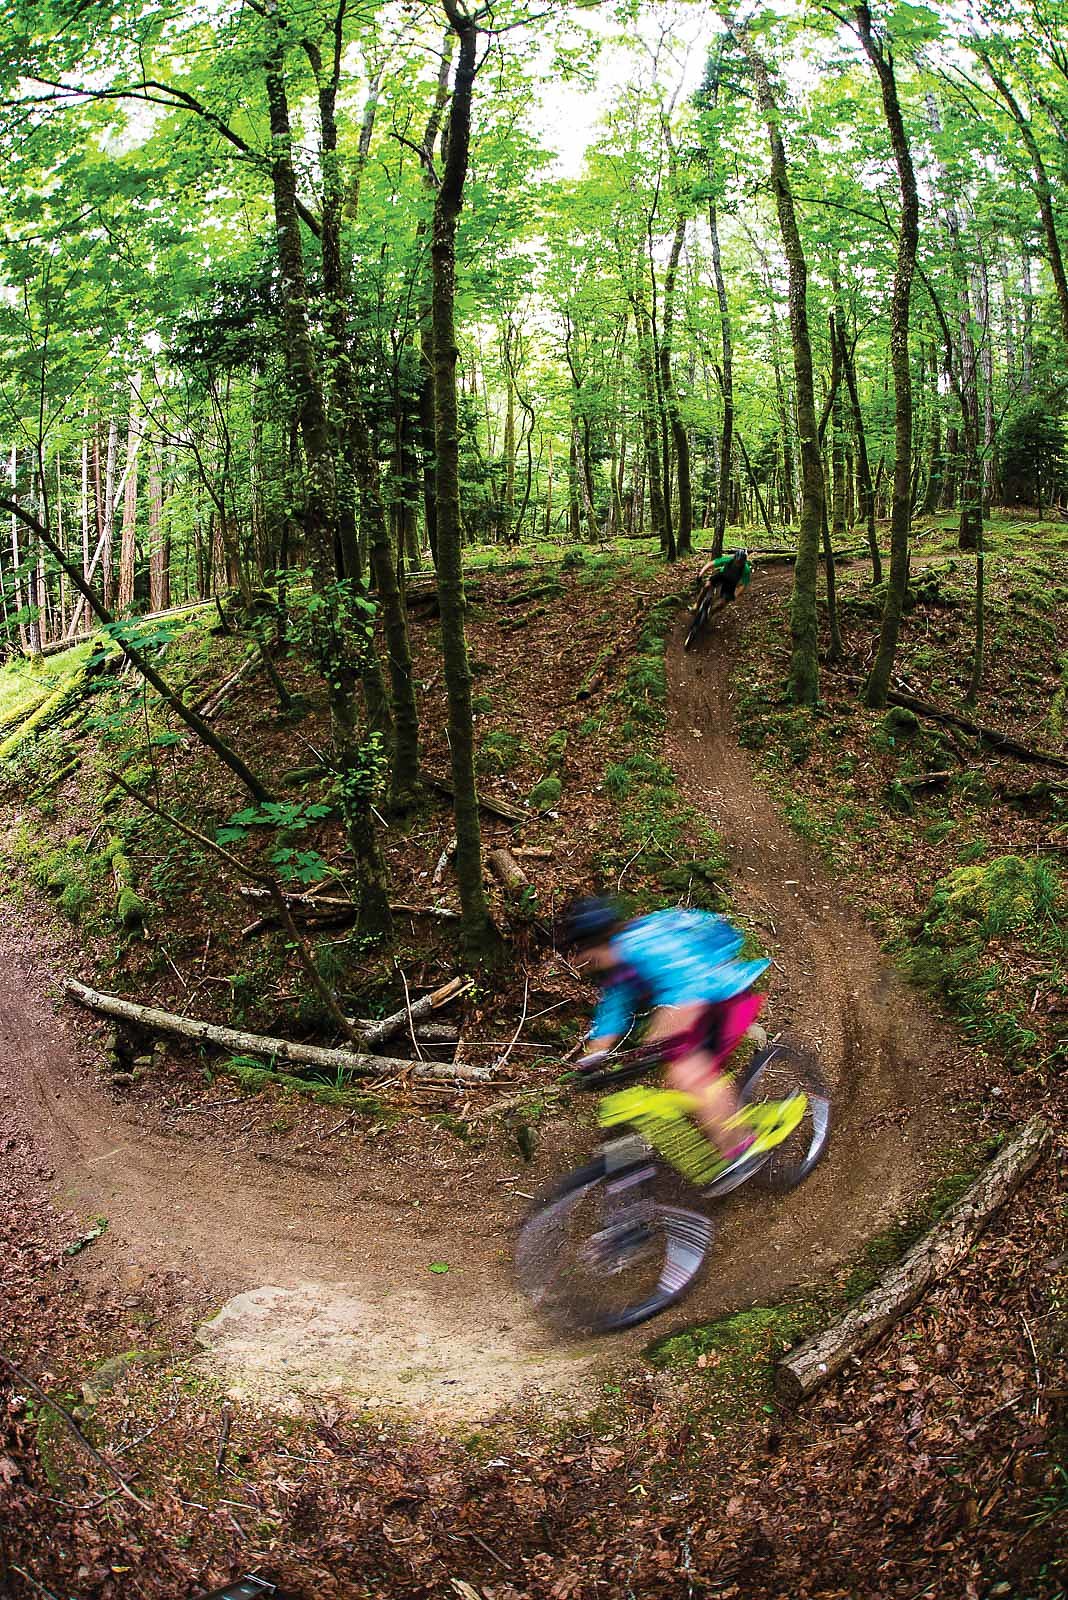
[0,522,1064,1600]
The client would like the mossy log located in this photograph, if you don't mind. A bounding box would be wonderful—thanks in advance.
[0,669,88,760]
[0,690,49,738]
[106,837,146,929]
[775,1115,1051,1403]
[64,977,492,1082]
[27,757,80,801]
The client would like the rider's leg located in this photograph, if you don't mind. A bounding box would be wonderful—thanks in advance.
[648,1003,741,1159]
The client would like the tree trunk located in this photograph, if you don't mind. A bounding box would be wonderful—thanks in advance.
[735,27,823,705]
[858,4,919,709]
[263,28,392,942]
[117,377,141,614]
[147,445,170,612]
[980,54,1068,351]
[836,312,882,580]
[660,212,693,556]
[709,200,735,557]
[634,297,671,558]
[432,2,499,962]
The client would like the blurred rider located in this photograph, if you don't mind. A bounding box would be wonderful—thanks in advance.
[561,897,769,1177]
[696,546,752,608]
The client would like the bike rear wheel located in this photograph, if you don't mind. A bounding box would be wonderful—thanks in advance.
[736,1041,831,1192]
[515,1150,713,1335]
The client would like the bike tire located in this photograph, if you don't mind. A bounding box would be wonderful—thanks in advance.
[684,611,705,651]
[737,1041,831,1192]
[515,1154,713,1335]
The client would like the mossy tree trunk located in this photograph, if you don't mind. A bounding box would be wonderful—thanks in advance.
[835,308,882,583]
[433,0,499,962]
[660,211,693,557]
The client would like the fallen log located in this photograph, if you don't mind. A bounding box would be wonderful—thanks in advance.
[489,847,531,896]
[775,1115,1051,1404]
[895,769,956,793]
[64,977,492,1083]
[357,976,471,1047]
[421,768,526,824]
[887,691,1068,772]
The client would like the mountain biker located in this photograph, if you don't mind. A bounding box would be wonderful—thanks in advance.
[561,896,770,1177]
[696,546,752,608]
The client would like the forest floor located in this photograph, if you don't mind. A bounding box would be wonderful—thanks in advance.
[0,518,1065,1598]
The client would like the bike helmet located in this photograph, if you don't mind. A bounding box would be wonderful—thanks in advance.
[559,894,622,950]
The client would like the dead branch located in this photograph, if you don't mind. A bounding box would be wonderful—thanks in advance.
[887,691,1068,771]
[433,835,458,885]
[64,977,494,1083]
[356,976,471,1047]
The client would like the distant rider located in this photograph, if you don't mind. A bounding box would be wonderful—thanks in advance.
[561,897,769,1177]
[696,547,752,608]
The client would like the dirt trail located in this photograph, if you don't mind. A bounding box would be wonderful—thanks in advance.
[3,576,953,1418]
[666,576,954,1256]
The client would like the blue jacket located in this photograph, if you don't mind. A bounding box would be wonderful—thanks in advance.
[590,909,768,1042]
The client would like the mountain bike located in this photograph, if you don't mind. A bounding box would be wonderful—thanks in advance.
[515,1034,830,1335]
[684,576,733,650]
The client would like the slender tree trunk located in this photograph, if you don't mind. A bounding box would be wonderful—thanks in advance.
[836,312,882,579]
[433,2,498,960]
[634,297,672,558]
[709,201,735,556]
[857,4,919,709]
[735,27,823,704]
[660,212,693,555]
[147,444,170,612]
[118,377,140,614]
[980,53,1068,352]
[264,29,392,941]
[100,415,119,612]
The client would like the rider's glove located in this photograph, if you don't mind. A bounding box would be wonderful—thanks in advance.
[576,1050,610,1075]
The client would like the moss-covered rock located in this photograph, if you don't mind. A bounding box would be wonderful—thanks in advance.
[923,854,1063,945]
[528,775,562,812]
[107,835,146,930]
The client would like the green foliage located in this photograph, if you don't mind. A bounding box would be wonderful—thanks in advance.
[901,856,1067,1067]
[476,729,522,775]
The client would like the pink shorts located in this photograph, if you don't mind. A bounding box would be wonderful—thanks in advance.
[662,991,766,1072]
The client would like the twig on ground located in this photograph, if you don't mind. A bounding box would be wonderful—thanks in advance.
[1020,1312,1042,1416]
[496,975,529,1072]
[159,944,188,990]
[215,1401,233,1477]
[399,967,424,1061]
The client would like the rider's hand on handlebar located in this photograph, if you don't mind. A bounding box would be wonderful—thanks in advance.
[576,1050,611,1075]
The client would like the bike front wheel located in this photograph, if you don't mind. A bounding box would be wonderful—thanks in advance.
[736,1041,831,1192]
[515,1150,713,1335]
